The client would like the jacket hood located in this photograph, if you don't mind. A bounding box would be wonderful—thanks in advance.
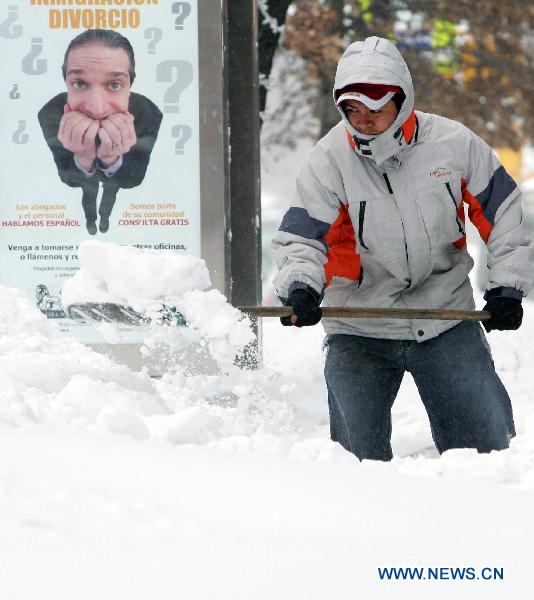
[333,36,416,166]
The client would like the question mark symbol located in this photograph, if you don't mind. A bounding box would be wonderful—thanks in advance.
[171,125,192,155]
[172,2,191,31]
[12,120,29,144]
[144,27,163,54]
[22,37,47,76]
[156,60,193,113]
[9,84,20,99]
[0,5,23,39]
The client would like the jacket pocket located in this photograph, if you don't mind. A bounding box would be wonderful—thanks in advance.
[350,195,396,250]
[415,177,464,246]
[444,181,465,236]
[323,275,360,308]
[349,194,407,263]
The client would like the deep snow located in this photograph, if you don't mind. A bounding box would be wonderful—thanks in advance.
[1,236,533,598]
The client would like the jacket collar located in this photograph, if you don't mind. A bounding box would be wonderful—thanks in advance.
[343,110,419,166]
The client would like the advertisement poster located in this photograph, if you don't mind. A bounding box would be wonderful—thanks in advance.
[0,0,199,342]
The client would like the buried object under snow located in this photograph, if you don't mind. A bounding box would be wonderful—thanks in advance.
[66,303,187,326]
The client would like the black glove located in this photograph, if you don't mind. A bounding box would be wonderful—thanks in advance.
[482,288,523,332]
[281,288,322,327]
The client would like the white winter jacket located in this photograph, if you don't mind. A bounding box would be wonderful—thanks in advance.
[272,37,533,341]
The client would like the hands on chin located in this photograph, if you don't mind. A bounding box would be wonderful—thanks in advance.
[96,112,136,167]
[58,106,99,171]
[58,105,136,170]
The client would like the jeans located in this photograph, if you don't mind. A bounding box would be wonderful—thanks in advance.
[324,321,515,461]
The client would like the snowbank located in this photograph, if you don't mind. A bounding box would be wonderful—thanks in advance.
[2,428,532,600]
[62,240,212,307]
[0,285,167,439]
[62,240,254,367]
[1,254,534,599]
[1,276,534,489]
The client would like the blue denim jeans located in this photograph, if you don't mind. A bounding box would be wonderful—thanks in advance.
[324,321,515,461]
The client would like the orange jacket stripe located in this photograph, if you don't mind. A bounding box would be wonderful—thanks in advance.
[453,234,467,249]
[400,110,417,144]
[461,178,493,244]
[323,203,360,286]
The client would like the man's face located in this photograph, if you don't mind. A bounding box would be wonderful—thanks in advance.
[65,42,131,120]
[343,99,399,135]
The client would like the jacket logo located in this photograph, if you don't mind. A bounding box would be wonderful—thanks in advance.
[430,167,452,178]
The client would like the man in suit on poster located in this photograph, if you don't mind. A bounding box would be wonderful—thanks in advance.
[39,28,162,235]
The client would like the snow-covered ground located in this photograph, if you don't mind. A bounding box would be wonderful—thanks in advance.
[1,59,533,593]
[1,236,533,598]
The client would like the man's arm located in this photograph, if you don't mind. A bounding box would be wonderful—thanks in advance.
[272,143,346,303]
[38,93,96,188]
[462,128,533,299]
[99,94,163,189]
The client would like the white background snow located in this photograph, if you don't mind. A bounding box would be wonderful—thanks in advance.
[1,237,533,598]
[2,55,534,600]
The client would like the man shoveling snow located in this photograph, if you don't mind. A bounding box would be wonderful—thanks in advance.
[272,36,533,461]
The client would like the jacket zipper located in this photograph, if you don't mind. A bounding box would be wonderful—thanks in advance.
[383,173,393,194]
[383,172,411,288]
[358,202,369,249]
[445,182,465,235]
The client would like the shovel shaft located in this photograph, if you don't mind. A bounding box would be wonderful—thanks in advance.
[65,303,491,326]
[237,306,491,321]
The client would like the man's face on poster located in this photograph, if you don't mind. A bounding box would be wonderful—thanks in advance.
[65,42,131,119]
[59,41,137,172]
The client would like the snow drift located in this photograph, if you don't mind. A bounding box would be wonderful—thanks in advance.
[0,240,533,489]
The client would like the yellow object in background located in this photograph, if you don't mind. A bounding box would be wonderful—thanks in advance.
[494,147,522,182]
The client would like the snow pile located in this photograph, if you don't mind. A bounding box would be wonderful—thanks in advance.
[169,288,255,365]
[1,274,534,490]
[0,286,168,438]
[0,282,321,449]
[62,240,211,307]
[4,285,531,597]
[62,241,255,367]
[150,363,322,448]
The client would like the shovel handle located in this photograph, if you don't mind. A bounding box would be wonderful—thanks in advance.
[237,306,491,321]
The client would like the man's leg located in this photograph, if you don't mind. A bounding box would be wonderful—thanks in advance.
[406,321,515,454]
[98,183,119,233]
[81,181,99,235]
[324,334,404,460]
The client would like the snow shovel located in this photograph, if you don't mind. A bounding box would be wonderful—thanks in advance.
[65,303,186,326]
[238,306,491,321]
[65,303,490,325]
